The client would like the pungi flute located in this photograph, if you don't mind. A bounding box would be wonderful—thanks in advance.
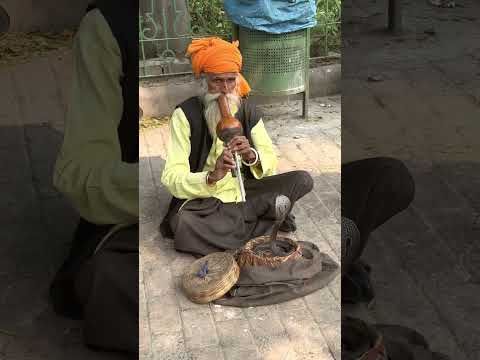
[216,94,247,202]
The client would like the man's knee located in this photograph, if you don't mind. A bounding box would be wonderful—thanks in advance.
[84,249,137,292]
[81,251,138,353]
[171,210,194,235]
[291,170,314,195]
[379,157,415,207]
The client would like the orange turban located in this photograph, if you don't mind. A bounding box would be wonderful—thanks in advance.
[187,37,251,97]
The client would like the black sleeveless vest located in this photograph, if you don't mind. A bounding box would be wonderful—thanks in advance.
[159,96,262,238]
[90,0,139,163]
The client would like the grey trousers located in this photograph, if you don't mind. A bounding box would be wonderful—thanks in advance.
[50,222,138,355]
[342,157,415,271]
[171,171,314,256]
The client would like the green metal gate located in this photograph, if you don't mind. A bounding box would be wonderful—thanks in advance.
[139,0,341,79]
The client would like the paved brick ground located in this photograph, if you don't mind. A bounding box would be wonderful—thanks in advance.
[0,47,341,360]
[2,0,479,357]
[0,50,129,359]
[342,0,480,359]
[139,97,341,360]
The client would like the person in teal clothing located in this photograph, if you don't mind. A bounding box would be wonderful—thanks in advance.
[50,1,138,355]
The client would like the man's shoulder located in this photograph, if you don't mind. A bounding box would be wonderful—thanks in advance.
[175,96,204,127]
[240,97,263,126]
[177,96,202,110]
[242,96,258,107]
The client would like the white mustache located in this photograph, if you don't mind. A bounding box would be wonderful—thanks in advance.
[203,93,241,138]
[203,92,240,107]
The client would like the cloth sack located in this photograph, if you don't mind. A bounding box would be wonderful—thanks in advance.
[215,241,339,307]
[224,0,317,34]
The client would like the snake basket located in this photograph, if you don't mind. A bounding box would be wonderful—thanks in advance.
[236,235,302,268]
[182,252,240,304]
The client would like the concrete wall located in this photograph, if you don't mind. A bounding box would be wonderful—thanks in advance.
[1,0,91,32]
[140,63,341,118]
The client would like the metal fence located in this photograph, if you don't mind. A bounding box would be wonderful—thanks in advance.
[139,0,341,78]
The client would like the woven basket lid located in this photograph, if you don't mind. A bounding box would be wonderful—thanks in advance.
[182,252,240,304]
[236,235,302,268]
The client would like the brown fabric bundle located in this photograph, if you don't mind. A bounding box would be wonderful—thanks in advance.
[215,241,340,307]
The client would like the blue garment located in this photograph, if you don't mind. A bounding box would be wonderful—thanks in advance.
[224,0,317,34]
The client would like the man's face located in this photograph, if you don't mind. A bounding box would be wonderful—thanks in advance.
[202,72,241,138]
[206,72,238,94]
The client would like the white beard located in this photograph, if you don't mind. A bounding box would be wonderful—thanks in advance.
[203,93,241,138]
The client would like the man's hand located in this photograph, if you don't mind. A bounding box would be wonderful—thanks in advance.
[228,135,256,163]
[208,148,236,184]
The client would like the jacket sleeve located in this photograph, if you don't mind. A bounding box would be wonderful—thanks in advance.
[53,9,138,225]
[161,108,228,199]
[249,119,278,179]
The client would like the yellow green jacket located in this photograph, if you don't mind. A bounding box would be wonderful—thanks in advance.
[161,106,278,203]
[53,9,138,225]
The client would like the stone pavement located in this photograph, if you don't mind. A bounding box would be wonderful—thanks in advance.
[139,96,341,360]
[0,37,341,360]
[342,0,480,359]
[0,50,129,359]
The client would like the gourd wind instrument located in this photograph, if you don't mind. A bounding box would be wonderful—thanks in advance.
[216,94,246,202]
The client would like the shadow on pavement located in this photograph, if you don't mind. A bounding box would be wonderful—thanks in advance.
[1,124,128,359]
[353,160,480,359]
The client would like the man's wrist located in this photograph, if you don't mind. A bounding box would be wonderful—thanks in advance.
[206,171,215,186]
[242,148,259,166]
[245,149,256,162]
[206,170,220,185]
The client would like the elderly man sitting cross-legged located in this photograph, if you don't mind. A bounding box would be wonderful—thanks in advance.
[160,37,313,256]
